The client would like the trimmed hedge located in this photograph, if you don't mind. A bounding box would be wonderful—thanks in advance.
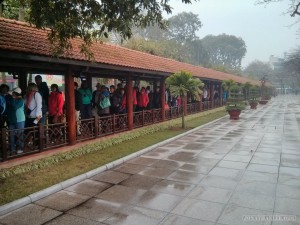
[0,108,225,178]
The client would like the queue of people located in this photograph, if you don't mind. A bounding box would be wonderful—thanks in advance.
[0,75,65,155]
[0,76,223,155]
[76,82,162,118]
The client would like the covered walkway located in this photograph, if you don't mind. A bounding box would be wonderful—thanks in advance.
[0,17,263,162]
[1,95,300,224]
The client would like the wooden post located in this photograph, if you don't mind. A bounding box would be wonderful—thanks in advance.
[113,114,116,133]
[38,124,44,151]
[65,68,76,145]
[1,128,7,161]
[210,81,214,109]
[94,116,99,137]
[152,109,155,123]
[160,77,166,121]
[126,74,133,130]
[142,110,145,127]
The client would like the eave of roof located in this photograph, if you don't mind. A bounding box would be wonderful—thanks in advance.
[0,17,264,86]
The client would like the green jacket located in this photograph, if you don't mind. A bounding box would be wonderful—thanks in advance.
[7,98,25,123]
[78,88,92,105]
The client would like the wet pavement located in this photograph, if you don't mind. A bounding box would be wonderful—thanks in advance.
[1,95,300,225]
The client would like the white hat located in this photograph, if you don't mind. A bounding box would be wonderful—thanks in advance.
[12,87,22,94]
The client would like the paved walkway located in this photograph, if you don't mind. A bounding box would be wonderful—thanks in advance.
[1,95,300,225]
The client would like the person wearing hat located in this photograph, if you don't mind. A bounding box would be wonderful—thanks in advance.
[7,87,25,154]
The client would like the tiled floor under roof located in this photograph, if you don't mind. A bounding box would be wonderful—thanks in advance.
[1,95,300,225]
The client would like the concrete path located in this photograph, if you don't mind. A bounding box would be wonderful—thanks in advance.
[1,95,300,225]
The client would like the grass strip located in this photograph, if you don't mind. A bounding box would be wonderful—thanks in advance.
[0,109,226,205]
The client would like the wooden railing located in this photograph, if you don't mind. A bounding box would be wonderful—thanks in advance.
[0,100,224,162]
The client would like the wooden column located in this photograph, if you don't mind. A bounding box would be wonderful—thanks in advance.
[160,77,166,121]
[210,81,214,109]
[18,71,27,93]
[65,68,76,145]
[219,82,223,106]
[126,74,133,130]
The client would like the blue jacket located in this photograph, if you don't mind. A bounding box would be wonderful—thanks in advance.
[0,95,5,114]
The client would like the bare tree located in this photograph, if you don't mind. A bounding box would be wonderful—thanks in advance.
[256,0,300,17]
[284,47,300,77]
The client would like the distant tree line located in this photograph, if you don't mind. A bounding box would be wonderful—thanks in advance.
[123,12,247,74]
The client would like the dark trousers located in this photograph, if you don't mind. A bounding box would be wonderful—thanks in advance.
[81,104,92,119]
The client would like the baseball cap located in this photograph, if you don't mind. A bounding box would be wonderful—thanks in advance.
[12,87,22,94]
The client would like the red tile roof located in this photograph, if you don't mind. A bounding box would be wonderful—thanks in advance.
[0,17,262,85]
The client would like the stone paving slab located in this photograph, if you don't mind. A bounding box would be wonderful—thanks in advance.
[1,96,300,225]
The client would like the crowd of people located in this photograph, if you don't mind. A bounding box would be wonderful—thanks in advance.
[74,81,163,120]
[0,75,225,154]
[0,75,64,154]
[0,77,165,154]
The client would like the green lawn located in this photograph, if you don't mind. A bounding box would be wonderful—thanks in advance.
[0,109,226,205]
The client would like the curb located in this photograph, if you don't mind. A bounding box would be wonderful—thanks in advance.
[0,114,227,216]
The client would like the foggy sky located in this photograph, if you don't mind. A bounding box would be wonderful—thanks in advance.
[168,0,299,68]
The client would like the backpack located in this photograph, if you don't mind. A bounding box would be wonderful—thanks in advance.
[100,97,111,109]
[0,95,6,115]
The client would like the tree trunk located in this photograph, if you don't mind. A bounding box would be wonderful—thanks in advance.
[181,97,185,129]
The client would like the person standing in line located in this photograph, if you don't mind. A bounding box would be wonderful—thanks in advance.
[48,84,64,124]
[202,86,208,102]
[137,87,149,111]
[146,86,153,110]
[35,75,49,125]
[74,82,82,135]
[48,84,64,143]
[133,87,138,112]
[92,83,102,116]
[152,86,161,109]
[119,88,126,114]
[78,81,92,119]
[110,85,122,115]
[7,87,25,154]
[99,85,110,117]
[0,84,9,128]
[24,83,42,128]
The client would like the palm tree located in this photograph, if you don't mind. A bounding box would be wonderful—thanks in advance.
[243,82,252,100]
[166,71,204,128]
[222,79,236,98]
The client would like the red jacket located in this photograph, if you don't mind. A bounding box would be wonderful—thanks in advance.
[121,95,126,109]
[132,88,137,105]
[138,92,149,108]
[48,91,64,116]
